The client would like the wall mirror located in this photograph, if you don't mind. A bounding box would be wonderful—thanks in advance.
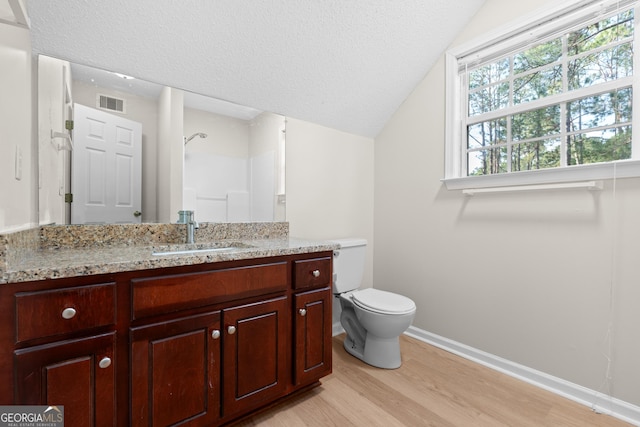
[38,55,286,226]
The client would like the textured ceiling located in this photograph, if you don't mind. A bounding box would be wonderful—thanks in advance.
[26,0,484,138]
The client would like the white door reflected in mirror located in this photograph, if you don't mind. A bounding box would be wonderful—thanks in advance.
[71,103,142,224]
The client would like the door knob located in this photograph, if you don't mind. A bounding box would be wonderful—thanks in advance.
[133,211,142,217]
[312,270,320,278]
[227,325,237,335]
[299,308,307,316]
[211,330,221,339]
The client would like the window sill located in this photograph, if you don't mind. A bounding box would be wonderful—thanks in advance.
[441,160,640,191]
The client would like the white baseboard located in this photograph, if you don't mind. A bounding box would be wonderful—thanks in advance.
[405,326,640,426]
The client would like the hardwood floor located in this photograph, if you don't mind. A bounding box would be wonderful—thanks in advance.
[237,334,631,426]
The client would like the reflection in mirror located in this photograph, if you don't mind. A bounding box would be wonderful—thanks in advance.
[38,55,285,226]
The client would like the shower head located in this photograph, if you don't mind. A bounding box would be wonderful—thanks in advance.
[184,132,208,145]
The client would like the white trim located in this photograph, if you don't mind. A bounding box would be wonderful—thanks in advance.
[442,159,640,190]
[633,6,640,159]
[444,52,463,180]
[3,0,29,28]
[449,0,634,64]
[466,78,634,125]
[462,180,602,196]
[445,0,638,186]
[332,321,345,337]
[404,326,640,426]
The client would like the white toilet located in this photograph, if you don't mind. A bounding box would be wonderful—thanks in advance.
[331,238,416,369]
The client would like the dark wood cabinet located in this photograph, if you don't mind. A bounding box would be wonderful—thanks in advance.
[293,287,332,386]
[14,283,116,343]
[130,311,221,427]
[222,296,289,418]
[14,332,116,427]
[291,255,333,387]
[1,250,333,427]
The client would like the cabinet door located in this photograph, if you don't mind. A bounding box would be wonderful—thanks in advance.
[293,287,332,386]
[130,311,221,427]
[14,332,116,427]
[222,296,288,418]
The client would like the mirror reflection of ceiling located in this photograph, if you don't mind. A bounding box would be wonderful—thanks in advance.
[70,62,263,120]
[25,0,485,138]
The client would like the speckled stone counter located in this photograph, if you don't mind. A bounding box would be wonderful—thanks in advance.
[0,223,338,284]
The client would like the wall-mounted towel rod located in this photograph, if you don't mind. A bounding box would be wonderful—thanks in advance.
[462,180,603,196]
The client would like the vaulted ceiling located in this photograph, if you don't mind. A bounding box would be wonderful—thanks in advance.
[26,0,485,138]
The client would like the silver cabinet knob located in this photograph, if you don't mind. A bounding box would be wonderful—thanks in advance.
[227,325,237,335]
[312,270,320,278]
[98,357,111,369]
[61,307,77,319]
[211,330,221,339]
[299,308,307,316]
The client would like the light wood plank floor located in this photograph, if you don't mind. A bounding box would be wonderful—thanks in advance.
[237,334,631,426]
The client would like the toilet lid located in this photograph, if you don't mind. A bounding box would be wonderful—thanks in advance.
[351,288,416,315]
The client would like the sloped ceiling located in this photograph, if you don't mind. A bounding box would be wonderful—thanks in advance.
[26,0,485,138]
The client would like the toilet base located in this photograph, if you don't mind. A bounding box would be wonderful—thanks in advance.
[343,333,402,369]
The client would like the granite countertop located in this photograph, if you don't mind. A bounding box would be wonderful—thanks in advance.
[4,238,337,284]
[0,223,338,284]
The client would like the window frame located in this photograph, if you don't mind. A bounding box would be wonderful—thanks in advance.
[443,0,640,190]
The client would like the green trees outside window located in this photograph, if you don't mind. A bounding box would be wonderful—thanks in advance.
[466,9,634,176]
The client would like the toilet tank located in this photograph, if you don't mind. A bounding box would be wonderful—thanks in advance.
[330,238,367,293]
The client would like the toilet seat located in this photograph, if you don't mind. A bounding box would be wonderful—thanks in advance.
[351,288,416,315]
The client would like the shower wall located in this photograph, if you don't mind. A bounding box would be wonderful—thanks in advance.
[183,109,283,222]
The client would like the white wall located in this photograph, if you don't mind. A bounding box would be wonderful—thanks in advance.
[183,110,286,222]
[183,107,251,220]
[37,55,70,226]
[0,23,35,232]
[183,107,249,158]
[249,112,285,221]
[157,87,184,223]
[374,0,640,408]
[286,118,374,328]
[286,117,374,286]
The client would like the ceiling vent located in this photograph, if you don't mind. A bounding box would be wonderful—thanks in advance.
[97,94,126,113]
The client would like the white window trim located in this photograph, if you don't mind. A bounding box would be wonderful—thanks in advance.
[443,0,640,191]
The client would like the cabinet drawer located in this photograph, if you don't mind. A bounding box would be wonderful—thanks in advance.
[132,262,288,320]
[293,257,331,289]
[15,283,116,343]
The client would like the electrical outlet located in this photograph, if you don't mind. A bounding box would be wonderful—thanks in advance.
[14,145,22,181]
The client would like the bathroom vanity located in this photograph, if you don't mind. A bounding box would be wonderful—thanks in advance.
[0,223,335,426]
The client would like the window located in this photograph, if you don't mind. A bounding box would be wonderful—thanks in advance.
[444,0,640,189]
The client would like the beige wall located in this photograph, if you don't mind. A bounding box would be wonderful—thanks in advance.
[183,107,249,158]
[286,118,375,289]
[374,0,640,407]
[0,23,35,232]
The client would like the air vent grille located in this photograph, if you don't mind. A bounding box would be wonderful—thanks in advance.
[97,94,126,113]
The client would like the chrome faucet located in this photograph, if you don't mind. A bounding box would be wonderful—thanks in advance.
[177,210,199,244]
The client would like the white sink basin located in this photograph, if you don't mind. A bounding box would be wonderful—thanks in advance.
[151,242,252,256]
